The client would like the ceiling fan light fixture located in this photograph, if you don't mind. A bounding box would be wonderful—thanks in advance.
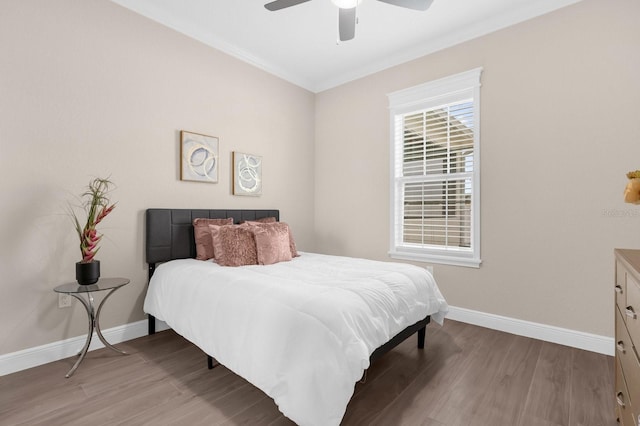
[331,0,362,9]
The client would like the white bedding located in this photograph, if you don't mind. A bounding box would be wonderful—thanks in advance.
[143,252,448,426]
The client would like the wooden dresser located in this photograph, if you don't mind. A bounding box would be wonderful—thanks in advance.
[615,249,640,425]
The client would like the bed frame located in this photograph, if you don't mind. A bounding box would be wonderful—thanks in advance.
[145,208,430,369]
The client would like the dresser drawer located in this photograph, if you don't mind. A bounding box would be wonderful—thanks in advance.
[616,358,638,426]
[618,260,628,309]
[617,307,640,408]
[626,272,640,343]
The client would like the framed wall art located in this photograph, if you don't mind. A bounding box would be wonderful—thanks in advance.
[180,130,219,183]
[233,151,262,196]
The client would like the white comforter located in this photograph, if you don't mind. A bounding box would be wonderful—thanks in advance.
[144,252,448,426]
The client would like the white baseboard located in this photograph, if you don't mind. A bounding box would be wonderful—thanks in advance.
[0,308,613,376]
[446,306,614,356]
[0,318,170,376]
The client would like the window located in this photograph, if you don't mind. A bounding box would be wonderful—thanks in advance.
[388,68,482,268]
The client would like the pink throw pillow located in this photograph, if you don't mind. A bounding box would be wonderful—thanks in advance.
[193,217,233,260]
[245,221,299,258]
[210,224,258,267]
[243,217,277,224]
[251,222,293,265]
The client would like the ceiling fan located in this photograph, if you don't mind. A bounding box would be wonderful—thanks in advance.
[264,0,434,42]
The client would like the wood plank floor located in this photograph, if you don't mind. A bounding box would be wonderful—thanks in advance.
[0,320,615,426]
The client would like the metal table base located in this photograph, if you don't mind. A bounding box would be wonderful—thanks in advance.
[54,278,129,378]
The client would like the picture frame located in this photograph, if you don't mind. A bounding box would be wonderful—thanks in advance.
[180,130,219,183]
[233,152,262,196]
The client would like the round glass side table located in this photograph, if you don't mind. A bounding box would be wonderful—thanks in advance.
[54,277,130,378]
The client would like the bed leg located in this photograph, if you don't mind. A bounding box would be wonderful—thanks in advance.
[148,314,156,335]
[207,355,219,370]
[147,263,157,336]
[417,326,426,349]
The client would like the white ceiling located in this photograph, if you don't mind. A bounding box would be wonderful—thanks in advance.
[110,0,582,93]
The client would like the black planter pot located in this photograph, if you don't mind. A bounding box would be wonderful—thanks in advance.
[76,260,100,285]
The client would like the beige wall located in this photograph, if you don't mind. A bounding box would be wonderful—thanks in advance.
[0,0,315,355]
[314,0,640,337]
[2,0,638,359]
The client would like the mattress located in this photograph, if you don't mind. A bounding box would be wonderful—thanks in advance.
[144,252,448,426]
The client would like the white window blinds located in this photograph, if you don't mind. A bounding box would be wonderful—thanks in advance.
[388,68,482,268]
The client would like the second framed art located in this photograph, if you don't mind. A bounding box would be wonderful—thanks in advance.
[180,130,219,183]
[233,152,262,196]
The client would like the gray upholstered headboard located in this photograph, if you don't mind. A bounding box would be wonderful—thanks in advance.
[145,208,279,265]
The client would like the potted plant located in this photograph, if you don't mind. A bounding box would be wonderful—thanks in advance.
[70,177,116,285]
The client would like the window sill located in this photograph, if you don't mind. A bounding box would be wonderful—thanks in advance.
[388,250,482,268]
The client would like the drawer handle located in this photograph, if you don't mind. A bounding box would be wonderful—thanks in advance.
[615,285,623,294]
[617,340,626,353]
[626,306,637,319]
[617,392,626,408]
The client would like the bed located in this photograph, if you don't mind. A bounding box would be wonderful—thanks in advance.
[143,208,448,426]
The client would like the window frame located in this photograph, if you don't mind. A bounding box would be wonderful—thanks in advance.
[388,68,482,268]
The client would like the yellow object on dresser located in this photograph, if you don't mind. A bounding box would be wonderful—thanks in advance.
[615,249,640,425]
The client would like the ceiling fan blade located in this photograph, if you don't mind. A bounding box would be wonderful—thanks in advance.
[264,0,312,11]
[338,7,356,41]
[376,0,434,11]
